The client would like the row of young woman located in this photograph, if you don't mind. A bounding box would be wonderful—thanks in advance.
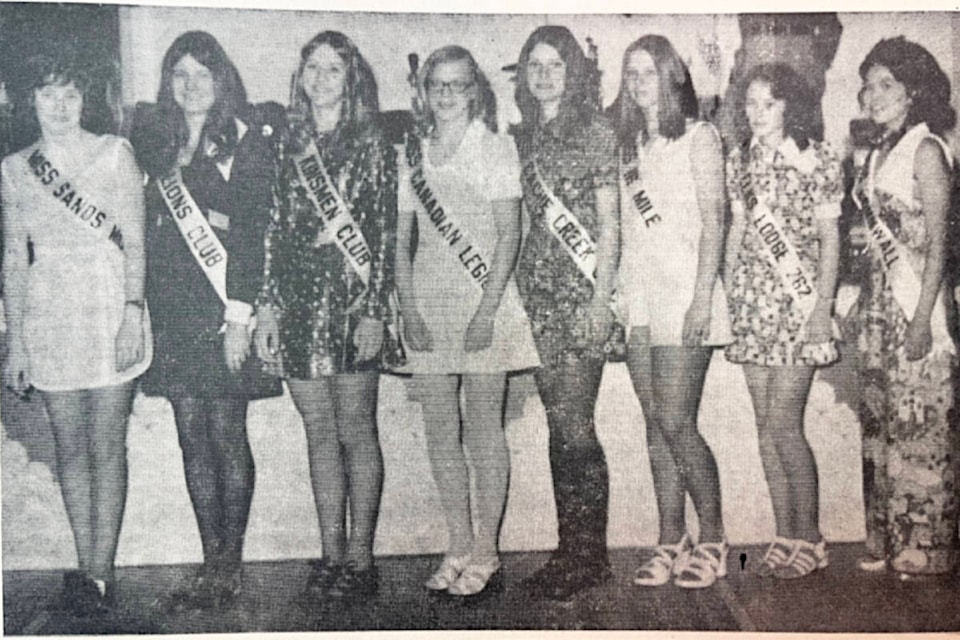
[2,25,957,617]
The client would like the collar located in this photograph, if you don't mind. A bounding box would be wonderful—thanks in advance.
[750,135,816,173]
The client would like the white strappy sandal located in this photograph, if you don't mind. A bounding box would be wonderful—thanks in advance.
[424,554,470,591]
[633,534,690,587]
[674,539,728,589]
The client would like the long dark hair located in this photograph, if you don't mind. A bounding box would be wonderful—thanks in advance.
[287,30,379,154]
[735,63,819,151]
[608,35,698,155]
[859,36,956,136]
[514,25,597,139]
[418,45,497,133]
[136,31,246,177]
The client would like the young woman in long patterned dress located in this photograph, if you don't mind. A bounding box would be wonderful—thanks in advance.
[609,35,731,589]
[395,45,538,599]
[854,37,958,577]
[511,25,619,601]
[132,31,282,610]
[724,64,842,579]
[2,56,150,616]
[255,31,396,602]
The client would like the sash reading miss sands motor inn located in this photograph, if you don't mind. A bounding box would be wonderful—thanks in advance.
[521,159,598,285]
[620,152,662,229]
[858,150,922,322]
[293,142,371,287]
[407,142,490,290]
[158,169,230,304]
[738,164,819,321]
[27,148,124,250]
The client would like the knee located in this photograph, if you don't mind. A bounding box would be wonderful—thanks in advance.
[337,419,381,458]
[91,439,128,471]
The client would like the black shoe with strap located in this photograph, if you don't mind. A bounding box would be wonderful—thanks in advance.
[519,552,612,602]
[297,559,342,606]
[326,563,379,602]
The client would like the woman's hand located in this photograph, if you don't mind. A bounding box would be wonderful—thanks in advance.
[805,300,833,345]
[587,298,615,344]
[3,342,31,395]
[464,311,495,353]
[903,317,933,361]
[403,308,433,352]
[115,306,145,372]
[254,306,281,365]
[224,321,251,373]
[681,297,712,347]
[354,317,384,362]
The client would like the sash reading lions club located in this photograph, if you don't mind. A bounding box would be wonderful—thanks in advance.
[521,157,626,361]
[738,156,837,363]
[157,168,280,398]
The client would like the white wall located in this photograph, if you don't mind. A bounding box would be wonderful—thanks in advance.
[6,7,958,569]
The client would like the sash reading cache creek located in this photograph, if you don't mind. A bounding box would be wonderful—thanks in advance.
[28,148,124,249]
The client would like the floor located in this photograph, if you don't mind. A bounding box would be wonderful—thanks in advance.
[4,543,960,635]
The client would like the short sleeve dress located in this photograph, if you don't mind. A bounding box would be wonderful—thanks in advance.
[261,122,397,378]
[1,135,152,391]
[514,114,619,367]
[724,137,843,367]
[396,119,539,374]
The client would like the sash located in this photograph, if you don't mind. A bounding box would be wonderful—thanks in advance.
[521,159,598,284]
[27,147,124,250]
[157,169,229,304]
[738,159,818,321]
[858,149,923,322]
[620,150,661,228]
[293,141,371,287]
[406,140,491,290]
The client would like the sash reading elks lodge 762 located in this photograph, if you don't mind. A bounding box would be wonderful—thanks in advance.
[293,141,371,287]
[157,169,229,304]
[738,159,819,322]
[521,159,598,285]
[27,147,125,250]
[407,140,491,290]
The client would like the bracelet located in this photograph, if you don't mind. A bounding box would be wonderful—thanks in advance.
[125,300,145,310]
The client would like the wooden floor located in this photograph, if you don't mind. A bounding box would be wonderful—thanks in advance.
[4,543,960,635]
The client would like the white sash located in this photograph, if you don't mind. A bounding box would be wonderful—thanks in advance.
[157,169,229,304]
[859,150,923,322]
[521,159,598,285]
[738,165,819,321]
[293,141,371,287]
[407,141,491,290]
[28,147,125,250]
[619,151,662,229]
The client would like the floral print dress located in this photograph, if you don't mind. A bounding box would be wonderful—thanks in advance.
[514,114,618,367]
[724,137,843,367]
[260,124,397,378]
[855,123,958,574]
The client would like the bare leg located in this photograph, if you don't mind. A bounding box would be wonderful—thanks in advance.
[332,372,382,570]
[43,390,94,574]
[741,365,792,538]
[461,373,509,562]
[289,379,346,565]
[417,374,473,557]
[86,382,135,582]
[625,328,685,545]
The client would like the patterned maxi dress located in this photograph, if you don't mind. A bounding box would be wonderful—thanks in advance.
[856,123,958,574]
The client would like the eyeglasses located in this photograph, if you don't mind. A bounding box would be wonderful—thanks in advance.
[426,79,474,94]
[525,61,565,77]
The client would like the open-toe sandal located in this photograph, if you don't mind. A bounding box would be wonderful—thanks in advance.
[773,539,828,579]
[447,557,502,599]
[425,554,471,592]
[755,537,795,577]
[633,535,690,587]
[674,539,727,589]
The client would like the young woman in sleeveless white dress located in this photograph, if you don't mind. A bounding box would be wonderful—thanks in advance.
[395,45,538,599]
[608,35,730,589]
[2,56,150,615]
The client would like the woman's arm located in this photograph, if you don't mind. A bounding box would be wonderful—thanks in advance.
[809,218,840,342]
[113,140,147,372]
[394,187,432,352]
[686,124,726,345]
[904,137,951,360]
[723,152,745,289]
[2,158,30,389]
[465,197,522,352]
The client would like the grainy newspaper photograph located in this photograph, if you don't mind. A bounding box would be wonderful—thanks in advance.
[0,0,958,636]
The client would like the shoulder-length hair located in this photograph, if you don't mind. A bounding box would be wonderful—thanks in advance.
[859,36,956,136]
[514,25,597,139]
[287,30,380,153]
[418,45,497,133]
[142,31,246,176]
[735,63,819,151]
[20,54,114,141]
[609,35,698,153]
